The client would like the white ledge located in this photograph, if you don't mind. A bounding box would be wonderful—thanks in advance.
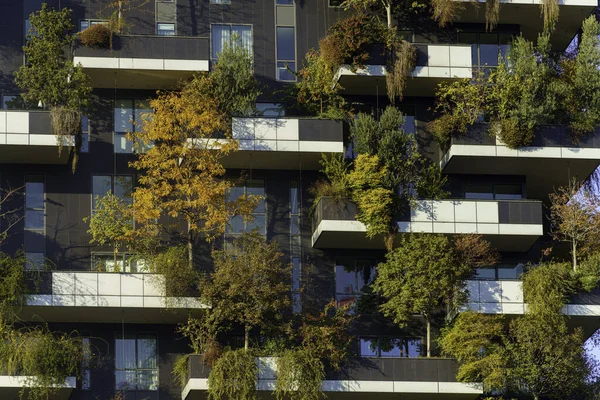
[0,376,76,389]
[74,56,209,72]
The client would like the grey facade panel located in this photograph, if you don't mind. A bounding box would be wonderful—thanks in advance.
[29,111,52,134]
[298,119,343,141]
[498,201,543,225]
[156,1,177,23]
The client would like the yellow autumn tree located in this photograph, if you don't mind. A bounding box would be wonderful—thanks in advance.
[129,43,259,269]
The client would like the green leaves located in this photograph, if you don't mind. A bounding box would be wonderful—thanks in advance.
[208,349,258,400]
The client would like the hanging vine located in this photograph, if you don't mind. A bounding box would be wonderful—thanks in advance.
[485,0,501,31]
[541,0,560,34]
[274,349,325,400]
[385,33,416,104]
[207,349,258,400]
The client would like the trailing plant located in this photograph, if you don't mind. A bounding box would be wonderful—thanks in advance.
[485,0,501,31]
[0,252,29,324]
[541,0,559,34]
[275,349,325,400]
[385,34,416,103]
[208,348,257,400]
[309,153,351,214]
[15,5,92,172]
[172,354,190,388]
[78,24,111,48]
[148,245,199,298]
[430,0,463,27]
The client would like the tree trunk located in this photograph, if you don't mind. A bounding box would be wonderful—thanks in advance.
[187,219,194,270]
[572,240,577,272]
[385,3,392,28]
[244,325,250,351]
[114,245,118,273]
[426,317,431,358]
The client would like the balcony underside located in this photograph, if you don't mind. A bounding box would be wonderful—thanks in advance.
[0,143,69,164]
[442,153,600,201]
[220,147,342,170]
[454,1,595,51]
[312,221,540,252]
[337,72,459,97]
[80,67,199,90]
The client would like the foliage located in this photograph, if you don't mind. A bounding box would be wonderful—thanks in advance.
[485,0,501,31]
[178,316,222,365]
[207,348,257,400]
[549,178,600,271]
[296,48,347,119]
[15,5,92,172]
[385,33,416,103]
[99,0,150,36]
[148,245,199,297]
[211,39,261,118]
[430,0,463,27]
[309,153,351,214]
[275,349,325,400]
[541,0,559,34]
[172,354,190,388]
[576,252,600,291]
[128,45,259,268]
[0,253,29,324]
[347,154,395,246]
[431,17,600,150]
[438,312,507,388]
[374,234,494,356]
[441,262,592,399]
[78,24,111,48]
[84,194,133,271]
[207,232,292,350]
[298,300,354,371]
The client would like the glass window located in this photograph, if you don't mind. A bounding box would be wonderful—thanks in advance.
[335,259,375,311]
[257,103,285,117]
[494,184,522,200]
[211,24,252,59]
[114,99,134,134]
[360,337,421,358]
[25,175,44,231]
[92,175,133,211]
[277,62,296,81]
[211,0,231,3]
[114,176,133,203]
[475,267,496,280]
[329,0,343,6]
[465,184,494,200]
[226,179,266,235]
[82,338,91,390]
[25,253,45,271]
[116,334,158,392]
[92,175,112,210]
[114,99,152,153]
[277,0,294,3]
[157,23,175,36]
[276,27,295,61]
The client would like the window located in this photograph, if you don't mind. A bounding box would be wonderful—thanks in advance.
[226,179,266,236]
[114,99,152,153]
[2,95,19,110]
[257,103,285,117]
[329,0,343,6]
[92,175,133,212]
[211,24,252,60]
[464,183,523,200]
[360,337,421,358]
[459,32,513,67]
[115,333,158,392]
[335,259,375,311]
[91,253,146,273]
[81,115,89,153]
[157,23,175,36]
[276,26,296,81]
[25,174,45,270]
[476,263,524,280]
[80,20,106,31]
[276,0,294,4]
[211,0,231,3]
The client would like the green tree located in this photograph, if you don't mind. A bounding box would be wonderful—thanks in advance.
[373,234,495,356]
[15,4,92,171]
[206,232,292,351]
[84,193,133,272]
[128,43,259,270]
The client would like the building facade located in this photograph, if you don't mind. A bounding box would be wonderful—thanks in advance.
[0,0,598,399]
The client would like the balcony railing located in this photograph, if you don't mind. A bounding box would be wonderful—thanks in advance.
[74,35,210,61]
[312,197,543,251]
[183,354,482,398]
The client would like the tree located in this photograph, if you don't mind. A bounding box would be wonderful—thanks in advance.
[373,234,495,356]
[549,178,600,271]
[128,43,259,269]
[206,232,292,351]
[84,194,134,272]
[15,4,92,172]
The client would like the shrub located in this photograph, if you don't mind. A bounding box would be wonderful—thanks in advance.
[78,24,111,49]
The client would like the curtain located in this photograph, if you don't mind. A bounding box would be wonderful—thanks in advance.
[211,24,230,59]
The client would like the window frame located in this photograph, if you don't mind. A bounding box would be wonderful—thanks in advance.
[156,22,176,36]
[115,333,158,392]
[91,175,134,214]
[334,258,376,311]
[359,337,422,358]
[113,99,152,154]
[210,23,254,61]
[24,173,45,270]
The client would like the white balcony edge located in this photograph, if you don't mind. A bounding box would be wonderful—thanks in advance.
[459,0,595,6]
[466,280,600,316]
[74,56,209,72]
[182,378,482,399]
[0,376,76,389]
[441,144,600,170]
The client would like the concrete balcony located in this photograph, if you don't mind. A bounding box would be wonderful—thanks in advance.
[0,376,75,400]
[192,117,345,170]
[453,0,596,51]
[334,43,472,96]
[73,35,210,89]
[23,271,207,323]
[466,279,600,336]
[440,124,600,200]
[0,111,71,164]
[312,197,543,251]
[182,355,482,400]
